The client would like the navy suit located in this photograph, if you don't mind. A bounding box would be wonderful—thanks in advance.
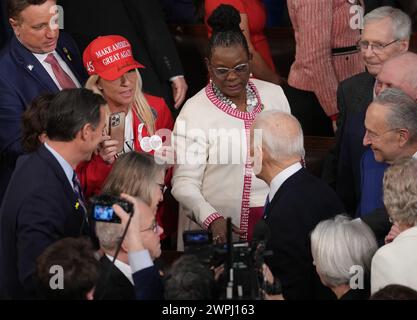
[133,266,164,300]
[94,256,136,300]
[0,33,86,204]
[265,168,345,300]
[0,144,90,299]
[322,72,375,215]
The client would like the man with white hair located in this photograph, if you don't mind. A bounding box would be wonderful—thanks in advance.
[324,6,411,215]
[360,88,417,240]
[250,111,344,300]
[94,200,164,300]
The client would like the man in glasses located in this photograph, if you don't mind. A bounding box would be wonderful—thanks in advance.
[323,6,411,216]
[359,88,417,243]
[94,197,163,300]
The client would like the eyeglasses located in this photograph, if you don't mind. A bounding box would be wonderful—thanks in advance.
[357,39,400,53]
[364,127,400,140]
[209,62,249,78]
[140,218,159,234]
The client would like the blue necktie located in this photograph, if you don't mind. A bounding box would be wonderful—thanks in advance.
[72,171,87,217]
[263,194,270,220]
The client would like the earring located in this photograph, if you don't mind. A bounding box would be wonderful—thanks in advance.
[250,73,253,78]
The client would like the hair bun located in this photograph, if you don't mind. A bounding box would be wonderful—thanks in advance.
[207,4,241,33]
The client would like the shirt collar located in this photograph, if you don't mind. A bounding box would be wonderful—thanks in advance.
[44,142,74,188]
[33,50,56,63]
[105,254,134,285]
[269,162,302,201]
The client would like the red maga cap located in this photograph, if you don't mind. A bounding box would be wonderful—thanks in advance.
[83,35,144,81]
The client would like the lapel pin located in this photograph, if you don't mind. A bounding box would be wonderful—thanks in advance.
[75,201,80,210]
[27,64,34,71]
[63,47,72,61]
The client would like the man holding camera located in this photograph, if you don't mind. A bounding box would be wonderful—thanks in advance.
[93,195,164,300]
[250,111,344,299]
[0,89,106,299]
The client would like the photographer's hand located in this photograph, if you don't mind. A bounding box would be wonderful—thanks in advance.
[112,193,144,252]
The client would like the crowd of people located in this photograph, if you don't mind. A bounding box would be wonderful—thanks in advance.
[0,0,417,301]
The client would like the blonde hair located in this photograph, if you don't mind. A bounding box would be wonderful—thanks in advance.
[96,152,165,251]
[85,69,156,135]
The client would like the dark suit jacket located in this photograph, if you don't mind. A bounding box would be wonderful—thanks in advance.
[0,32,86,204]
[58,0,184,113]
[265,168,345,300]
[94,256,135,300]
[0,145,89,299]
[133,265,164,300]
[0,0,11,50]
[322,72,375,215]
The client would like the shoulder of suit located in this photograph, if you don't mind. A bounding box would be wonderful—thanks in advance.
[339,72,375,90]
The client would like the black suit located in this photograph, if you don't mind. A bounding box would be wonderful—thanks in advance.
[265,168,345,300]
[0,145,90,299]
[322,72,375,215]
[94,256,135,300]
[58,0,184,114]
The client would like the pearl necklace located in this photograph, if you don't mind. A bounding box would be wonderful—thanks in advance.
[212,82,258,112]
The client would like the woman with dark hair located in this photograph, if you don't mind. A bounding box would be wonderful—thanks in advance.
[205,1,281,85]
[21,94,53,153]
[172,4,290,250]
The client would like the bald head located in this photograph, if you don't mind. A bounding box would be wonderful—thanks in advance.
[377,52,417,100]
[253,111,304,162]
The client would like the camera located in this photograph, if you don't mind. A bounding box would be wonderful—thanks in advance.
[90,194,133,223]
[182,219,276,300]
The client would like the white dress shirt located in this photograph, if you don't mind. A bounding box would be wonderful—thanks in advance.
[269,162,303,201]
[33,51,81,90]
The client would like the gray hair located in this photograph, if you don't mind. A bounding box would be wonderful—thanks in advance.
[253,110,304,161]
[374,88,417,142]
[95,222,124,252]
[383,158,417,226]
[310,215,378,288]
[364,6,412,40]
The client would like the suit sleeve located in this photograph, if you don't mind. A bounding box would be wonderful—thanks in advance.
[16,186,71,294]
[266,202,317,299]
[122,0,184,82]
[0,76,25,159]
[291,0,339,116]
[132,266,164,300]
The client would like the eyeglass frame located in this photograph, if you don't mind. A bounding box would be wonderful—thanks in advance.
[140,218,159,234]
[208,62,250,78]
[364,127,401,140]
[357,39,400,53]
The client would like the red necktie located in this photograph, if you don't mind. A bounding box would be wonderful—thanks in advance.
[44,53,77,89]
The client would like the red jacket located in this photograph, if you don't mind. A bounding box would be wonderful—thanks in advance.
[76,93,176,238]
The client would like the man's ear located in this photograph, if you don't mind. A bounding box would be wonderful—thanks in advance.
[79,123,92,141]
[398,128,410,147]
[400,40,409,52]
[9,18,20,35]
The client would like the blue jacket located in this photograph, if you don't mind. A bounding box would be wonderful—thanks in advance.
[0,144,90,299]
[0,33,86,204]
[358,148,389,217]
